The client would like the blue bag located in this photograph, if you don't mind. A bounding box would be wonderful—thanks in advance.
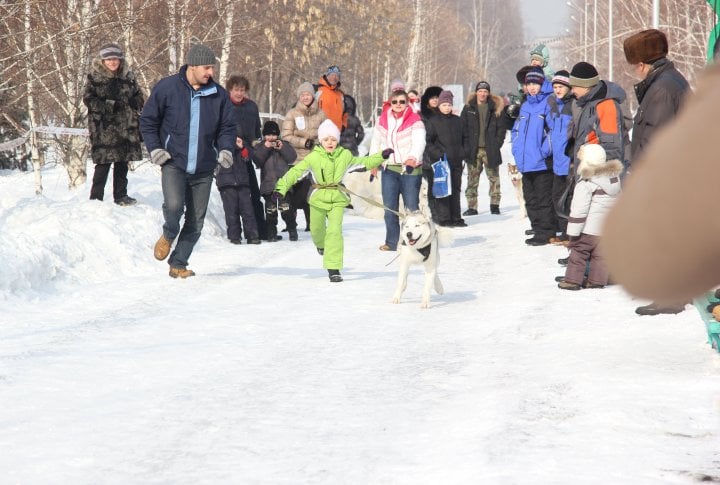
[431,155,451,198]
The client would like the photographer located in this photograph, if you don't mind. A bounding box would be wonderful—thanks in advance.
[253,121,298,242]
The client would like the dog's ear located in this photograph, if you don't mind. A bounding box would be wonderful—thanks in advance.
[419,204,431,219]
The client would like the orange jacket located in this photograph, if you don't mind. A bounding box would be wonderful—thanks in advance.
[317,76,345,130]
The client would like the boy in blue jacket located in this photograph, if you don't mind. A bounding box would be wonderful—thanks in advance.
[510,66,556,246]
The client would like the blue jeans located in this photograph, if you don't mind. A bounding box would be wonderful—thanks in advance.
[161,164,214,268]
[381,168,421,250]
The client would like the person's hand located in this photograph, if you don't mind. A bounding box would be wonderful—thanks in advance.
[151,149,171,166]
[218,150,233,169]
[369,167,378,182]
[381,148,394,159]
[271,191,283,202]
[304,139,315,150]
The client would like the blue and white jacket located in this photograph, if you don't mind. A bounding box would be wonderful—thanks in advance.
[546,94,574,176]
[510,80,553,173]
[140,65,236,174]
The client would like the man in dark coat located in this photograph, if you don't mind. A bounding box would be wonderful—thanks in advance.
[623,29,691,316]
[83,43,144,205]
[460,81,507,215]
[141,43,236,278]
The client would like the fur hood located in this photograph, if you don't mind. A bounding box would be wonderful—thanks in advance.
[578,158,624,180]
[465,93,505,117]
[90,57,131,80]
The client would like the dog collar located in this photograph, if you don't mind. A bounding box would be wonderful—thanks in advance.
[417,244,431,261]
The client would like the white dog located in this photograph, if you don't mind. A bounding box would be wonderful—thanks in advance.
[392,209,453,308]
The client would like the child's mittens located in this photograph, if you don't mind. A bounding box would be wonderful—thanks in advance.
[381,148,394,159]
[304,139,315,150]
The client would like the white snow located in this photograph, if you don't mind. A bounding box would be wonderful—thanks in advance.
[1,151,719,484]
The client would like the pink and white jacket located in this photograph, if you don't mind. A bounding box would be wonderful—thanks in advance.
[370,106,426,173]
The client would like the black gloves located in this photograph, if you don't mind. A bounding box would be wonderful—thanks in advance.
[381,148,394,159]
[304,139,315,150]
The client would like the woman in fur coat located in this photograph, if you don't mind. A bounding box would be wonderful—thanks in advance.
[83,42,144,205]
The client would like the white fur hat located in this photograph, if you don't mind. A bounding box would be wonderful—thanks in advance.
[577,143,606,168]
[317,119,341,141]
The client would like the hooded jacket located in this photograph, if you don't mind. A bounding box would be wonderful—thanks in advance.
[252,141,298,194]
[281,99,327,160]
[510,80,553,173]
[567,158,623,236]
[631,58,690,161]
[83,57,144,164]
[546,94,575,176]
[140,65,236,175]
[275,146,384,210]
[460,93,506,168]
[369,106,426,175]
[339,95,364,156]
[571,80,627,164]
[316,75,345,130]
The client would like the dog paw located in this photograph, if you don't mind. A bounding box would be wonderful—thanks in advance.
[420,300,430,309]
[391,297,401,304]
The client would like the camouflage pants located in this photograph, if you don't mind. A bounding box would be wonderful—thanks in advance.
[465,148,500,210]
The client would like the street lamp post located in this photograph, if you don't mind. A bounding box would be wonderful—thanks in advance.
[608,0,613,80]
[567,0,588,59]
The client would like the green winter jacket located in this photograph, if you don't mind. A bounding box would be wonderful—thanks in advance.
[275,145,384,210]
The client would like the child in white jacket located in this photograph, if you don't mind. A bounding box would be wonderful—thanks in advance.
[558,144,623,290]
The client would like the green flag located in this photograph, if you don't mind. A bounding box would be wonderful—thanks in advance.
[708,0,720,63]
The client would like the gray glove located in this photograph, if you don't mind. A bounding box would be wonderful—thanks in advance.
[218,149,233,169]
[151,149,171,166]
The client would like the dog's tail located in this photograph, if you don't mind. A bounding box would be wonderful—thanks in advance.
[436,227,454,247]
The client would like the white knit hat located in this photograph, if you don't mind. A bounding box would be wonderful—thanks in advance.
[577,143,607,168]
[317,119,341,141]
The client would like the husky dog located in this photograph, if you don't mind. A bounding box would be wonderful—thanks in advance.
[392,209,453,308]
[508,163,527,218]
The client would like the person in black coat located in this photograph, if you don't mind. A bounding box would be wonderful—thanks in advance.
[420,85,443,121]
[339,95,364,155]
[216,126,260,244]
[253,121,298,242]
[460,81,508,215]
[423,90,466,226]
[226,74,267,239]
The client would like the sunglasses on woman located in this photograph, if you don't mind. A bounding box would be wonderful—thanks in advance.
[391,99,407,105]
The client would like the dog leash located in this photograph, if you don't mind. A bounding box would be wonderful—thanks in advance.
[311,183,401,216]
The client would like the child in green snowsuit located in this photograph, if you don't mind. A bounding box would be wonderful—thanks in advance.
[273,119,391,282]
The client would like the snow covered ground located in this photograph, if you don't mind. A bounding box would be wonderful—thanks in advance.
[1,152,719,484]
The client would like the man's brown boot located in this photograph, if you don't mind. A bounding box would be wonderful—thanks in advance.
[154,235,173,261]
[169,267,195,279]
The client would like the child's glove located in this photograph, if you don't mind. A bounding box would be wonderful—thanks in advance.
[404,164,414,174]
[304,139,315,150]
[381,148,394,159]
[217,150,233,168]
[151,149,171,166]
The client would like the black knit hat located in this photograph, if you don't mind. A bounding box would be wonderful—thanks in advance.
[99,43,123,60]
[186,43,216,66]
[569,62,600,88]
[262,121,280,136]
[475,81,491,92]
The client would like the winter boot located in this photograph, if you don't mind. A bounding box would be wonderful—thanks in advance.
[462,208,478,216]
[247,238,261,245]
[154,235,173,261]
[115,195,137,206]
[288,228,299,241]
[558,257,569,266]
[490,204,500,215]
[169,267,195,279]
[266,226,278,243]
[230,239,242,245]
[558,279,581,291]
[328,269,343,282]
[525,229,535,236]
[635,302,687,316]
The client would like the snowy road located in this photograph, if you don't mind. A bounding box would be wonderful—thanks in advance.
[1,163,719,483]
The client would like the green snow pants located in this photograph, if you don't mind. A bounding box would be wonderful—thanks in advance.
[310,204,345,270]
